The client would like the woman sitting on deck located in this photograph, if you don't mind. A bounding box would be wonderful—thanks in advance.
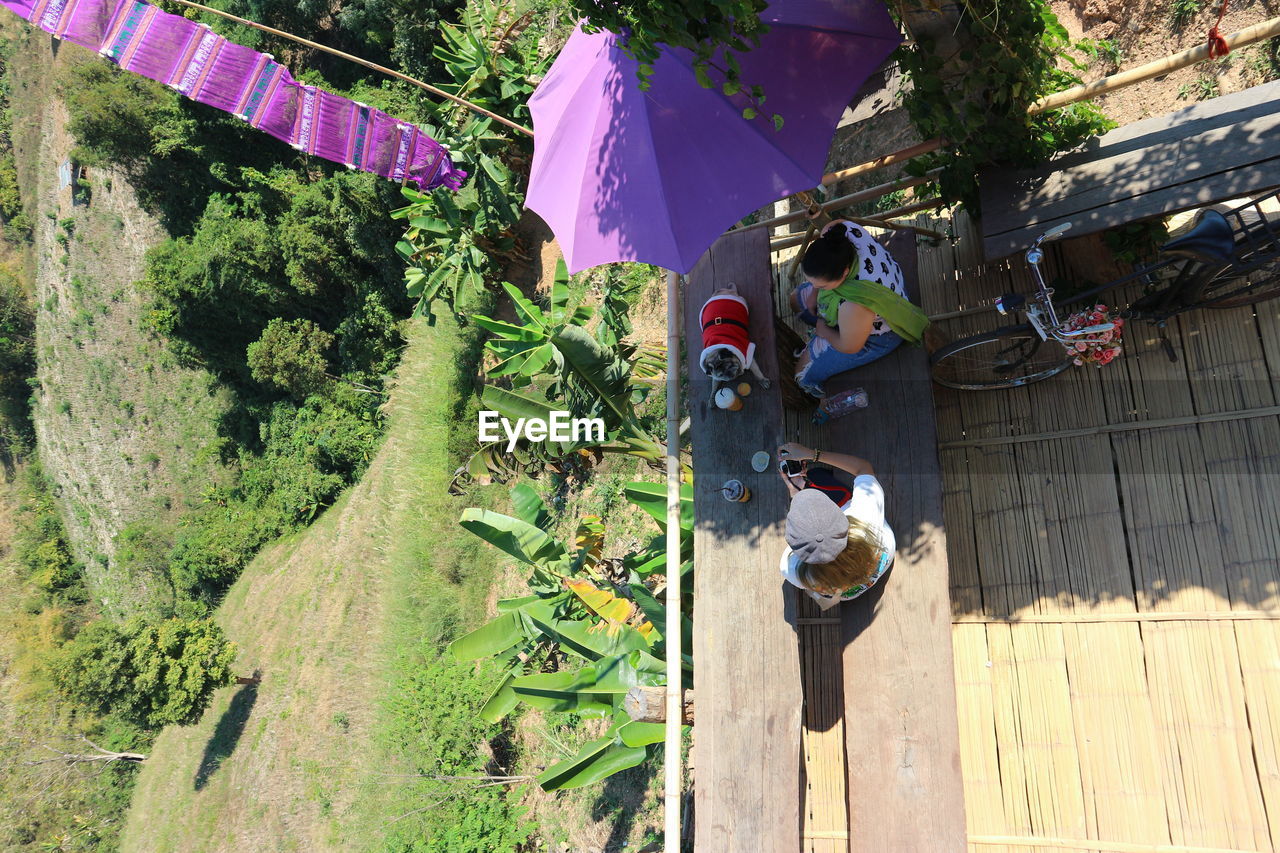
[776,441,895,610]
[790,221,929,398]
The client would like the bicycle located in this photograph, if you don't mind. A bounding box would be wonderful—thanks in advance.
[930,189,1280,390]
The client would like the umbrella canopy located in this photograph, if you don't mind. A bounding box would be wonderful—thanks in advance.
[526,0,902,273]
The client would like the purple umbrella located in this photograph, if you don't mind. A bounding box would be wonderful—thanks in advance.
[526,0,902,273]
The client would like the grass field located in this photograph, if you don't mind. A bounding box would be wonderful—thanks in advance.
[118,314,518,851]
[120,293,670,851]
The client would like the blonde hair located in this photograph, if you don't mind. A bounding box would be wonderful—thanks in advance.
[798,517,889,595]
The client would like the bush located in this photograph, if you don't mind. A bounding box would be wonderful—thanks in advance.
[51,617,237,728]
[168,388,382,600]
[14,465,87,605]
[382,649,532,852]
[142,169,408,388]
[247,318,334,398]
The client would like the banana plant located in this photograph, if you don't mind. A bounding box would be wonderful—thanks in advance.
[390,1,549,318]
[449,483,692,791]
[466,259,679,480]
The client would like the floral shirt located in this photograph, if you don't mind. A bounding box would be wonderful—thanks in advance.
[779,475,896,610]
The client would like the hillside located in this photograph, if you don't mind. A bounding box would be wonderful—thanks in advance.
[8,28,231,619]
[119,316,507,851]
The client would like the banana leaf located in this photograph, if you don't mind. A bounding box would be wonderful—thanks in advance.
[525,607,650,661]
[448,611,527,661]
[477,659,526,723]
[478,386,578,455]
[624,481,694,532]
[460,508,568,570]
[617,719,666,748]
[550,325,635,428]
[509,483,551,530]
[510,670,617,717]
[535,729,648,791]
[500,281,548,331]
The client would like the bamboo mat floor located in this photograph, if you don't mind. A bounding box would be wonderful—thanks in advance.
[773,205,1280,853]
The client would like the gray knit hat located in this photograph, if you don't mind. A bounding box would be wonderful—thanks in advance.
[785,489,850,564]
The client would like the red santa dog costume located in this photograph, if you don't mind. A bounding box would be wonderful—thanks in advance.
[699,292,756,379]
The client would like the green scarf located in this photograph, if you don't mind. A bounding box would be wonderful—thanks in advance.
[816,276,930,346]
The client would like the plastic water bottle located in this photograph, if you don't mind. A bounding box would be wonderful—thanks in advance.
[818,387,869,421]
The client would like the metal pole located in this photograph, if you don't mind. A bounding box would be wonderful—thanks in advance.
[663,269,683,853]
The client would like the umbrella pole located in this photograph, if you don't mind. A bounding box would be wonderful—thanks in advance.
[664,269,683,852]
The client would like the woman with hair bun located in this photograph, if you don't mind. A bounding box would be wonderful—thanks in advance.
[789,221,930,398]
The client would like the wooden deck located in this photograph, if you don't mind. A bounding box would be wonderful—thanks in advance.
[917,209,1280,853]
[979,80,1280,260]
[685,227,803,852]
[772,232,967,852]
[685,225,966,851]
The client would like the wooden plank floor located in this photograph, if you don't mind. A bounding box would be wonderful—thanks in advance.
[915,208,1280,853]
[772,232,967,852]
[686,227,803,852]
[979,80,1280,260]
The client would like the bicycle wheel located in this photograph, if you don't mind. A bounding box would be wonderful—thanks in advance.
[931,327,1072,390]
[1197,251,1280,309]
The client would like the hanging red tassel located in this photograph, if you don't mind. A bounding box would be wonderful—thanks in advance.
[1207,0,1231,59]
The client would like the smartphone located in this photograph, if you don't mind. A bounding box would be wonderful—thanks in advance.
[779,458,806,478]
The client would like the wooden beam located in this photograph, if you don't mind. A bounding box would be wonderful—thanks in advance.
[685,227,803,852]
[954,610,1280,624]
[626,686,694,724]
[969,834,1260,853]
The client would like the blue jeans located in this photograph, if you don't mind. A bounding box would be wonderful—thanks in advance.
[792,282,903,396]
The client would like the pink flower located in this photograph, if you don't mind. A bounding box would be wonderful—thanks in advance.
[1073,358,1084,366]
[1075,342,1088,352]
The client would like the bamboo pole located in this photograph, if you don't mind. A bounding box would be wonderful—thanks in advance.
[1030,17,1280,114]
[954,610,1280,624]
[663,269,682,853]
[938,404,1280,450]
[820,138,946,187]
[741,169,944,233]
[166,0,535,137]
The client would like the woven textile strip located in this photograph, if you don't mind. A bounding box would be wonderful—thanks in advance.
[4,0,466,191]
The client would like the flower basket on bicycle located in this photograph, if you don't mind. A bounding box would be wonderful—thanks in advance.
[930,189,1280,391]
[1060,305,1124,367]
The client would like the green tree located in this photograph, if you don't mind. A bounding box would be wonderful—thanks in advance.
[247,318,334,398]
[52,618,238,728]
[572,0,771,116]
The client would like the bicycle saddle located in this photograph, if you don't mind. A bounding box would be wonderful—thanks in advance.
[1160,210,1234,263]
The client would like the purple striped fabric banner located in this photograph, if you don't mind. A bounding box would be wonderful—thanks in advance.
[5,0,466,191]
